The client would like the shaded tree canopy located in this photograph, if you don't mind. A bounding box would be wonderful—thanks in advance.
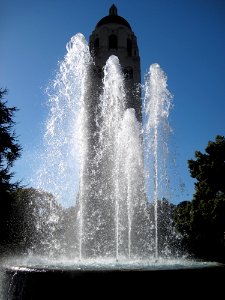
[174,136,225,262]
[188,135,225,201]
[0,88,22,195]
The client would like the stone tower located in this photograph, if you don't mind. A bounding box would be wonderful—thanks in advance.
[89,4,142,122]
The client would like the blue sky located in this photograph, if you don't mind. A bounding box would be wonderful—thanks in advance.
[1,0,225,206]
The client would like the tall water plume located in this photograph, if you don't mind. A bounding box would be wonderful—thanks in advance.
[117,109,152,258]
[31,33,92,255]
[143,63,174,258]
[35,33,92,205]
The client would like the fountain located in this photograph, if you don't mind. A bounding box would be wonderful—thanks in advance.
[1,34,224,299]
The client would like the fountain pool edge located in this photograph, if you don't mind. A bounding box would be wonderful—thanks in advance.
[3,261,225,299]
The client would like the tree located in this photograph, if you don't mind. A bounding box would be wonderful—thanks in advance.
[173,136,225,262]
[188,135,225,201]
[0,88,22,196]
[0,88,22,251]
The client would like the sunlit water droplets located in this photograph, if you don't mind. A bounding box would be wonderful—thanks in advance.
[33,33,92,207]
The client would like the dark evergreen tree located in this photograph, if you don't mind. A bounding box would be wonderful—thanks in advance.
[0,88,22,252]
[0,88,22,196]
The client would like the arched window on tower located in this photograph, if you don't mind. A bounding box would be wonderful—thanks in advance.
[109,34,118,50]
[127,38,132,56]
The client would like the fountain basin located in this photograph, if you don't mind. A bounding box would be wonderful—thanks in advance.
[2,258,225,299]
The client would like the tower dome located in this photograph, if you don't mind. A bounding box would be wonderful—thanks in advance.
[96,4,132,30]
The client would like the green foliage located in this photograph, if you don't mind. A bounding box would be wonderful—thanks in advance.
[188,135,225,201]
[174,196,225,262]
[190,196,225,260]
[174,136,225,262]
[0,88,22,253]
[0,88,22,195]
